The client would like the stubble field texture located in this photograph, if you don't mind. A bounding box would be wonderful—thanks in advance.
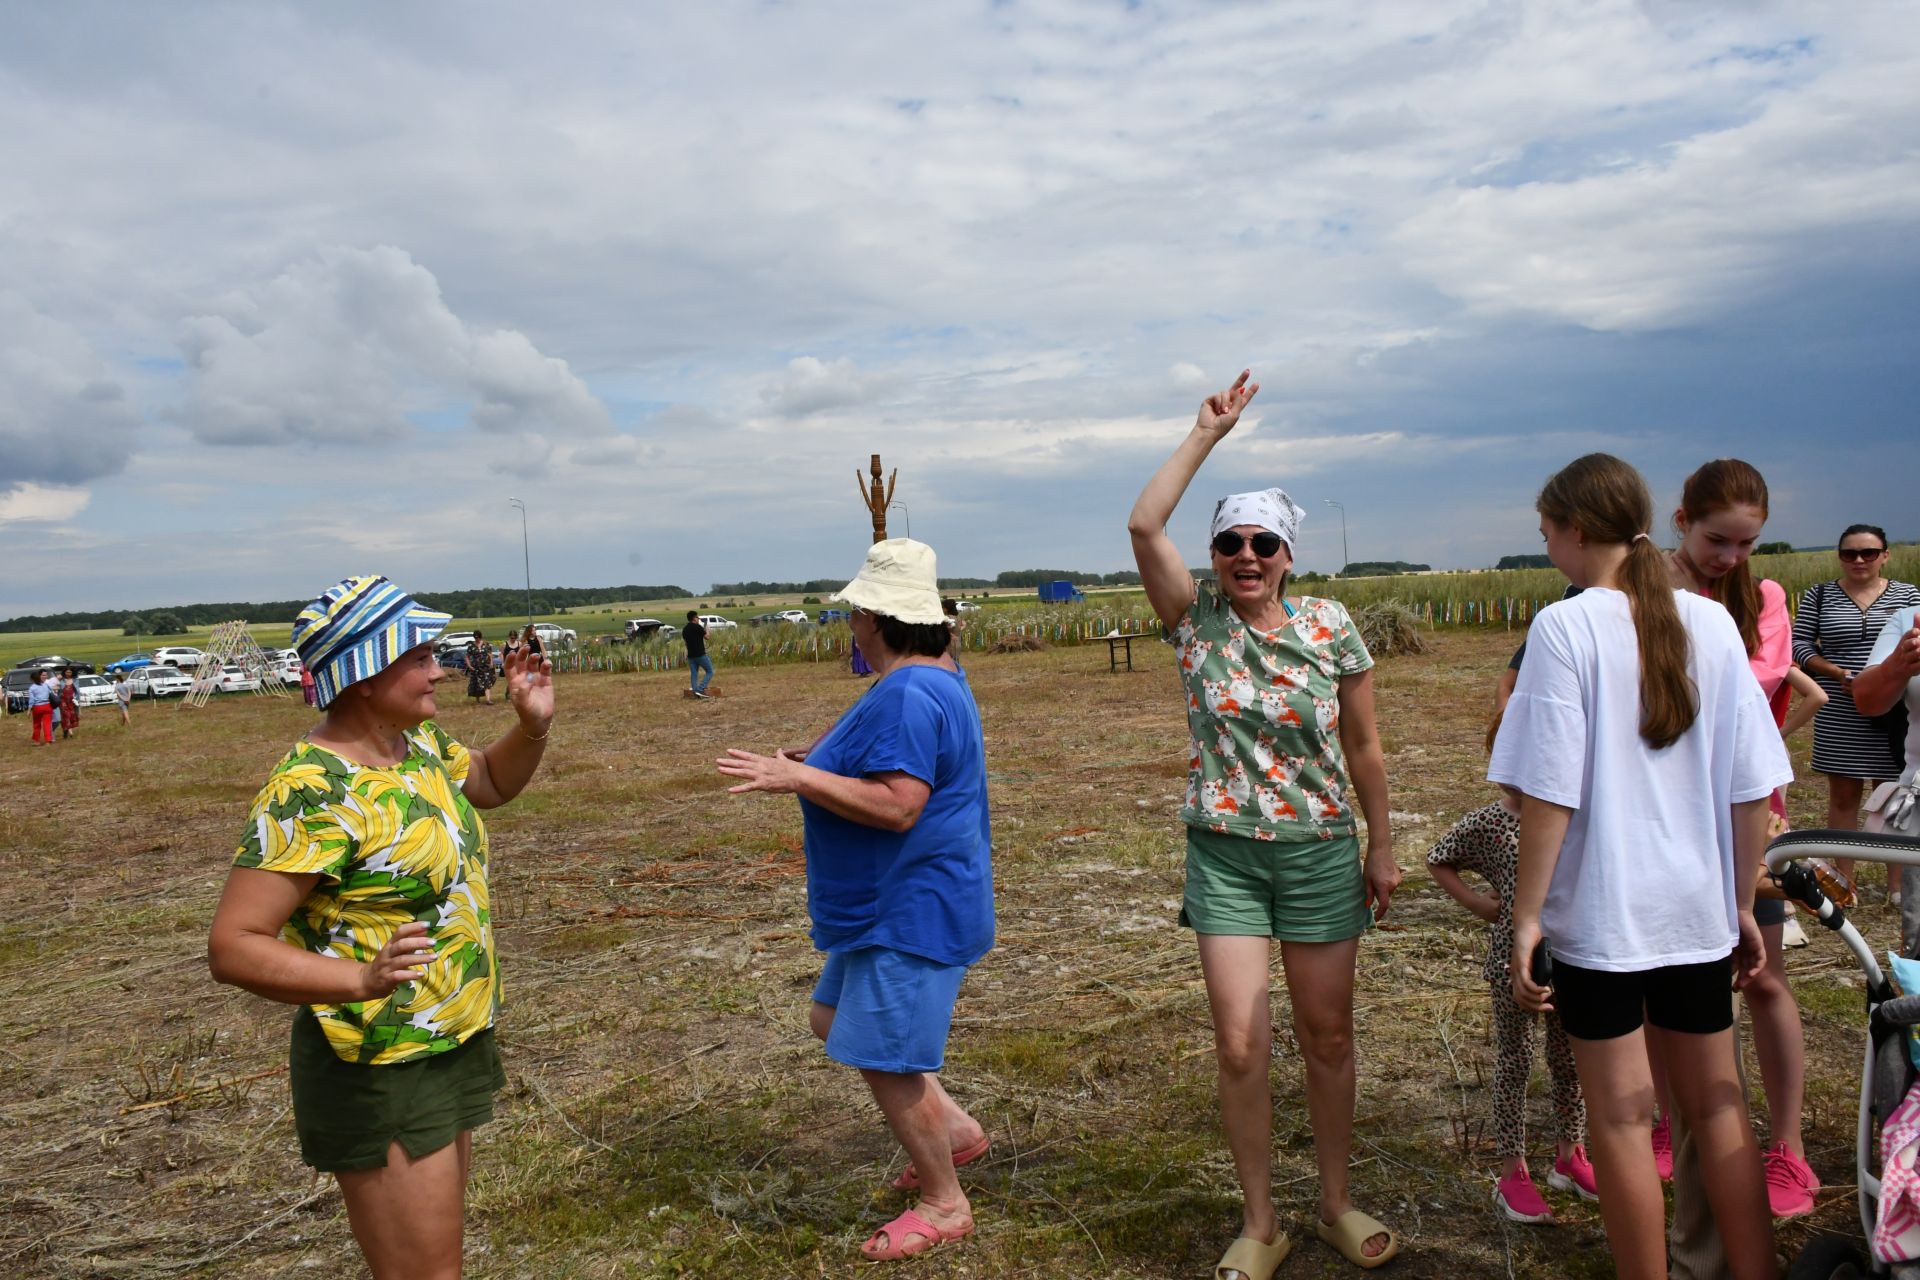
[0,628,1885,1278]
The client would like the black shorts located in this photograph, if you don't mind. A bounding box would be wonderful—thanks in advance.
[1753,896,1786,927]
[1552,955,1734,1041]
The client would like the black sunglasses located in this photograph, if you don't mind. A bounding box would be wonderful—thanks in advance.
[1211,530,1286,559]
[1838,547,1887,562]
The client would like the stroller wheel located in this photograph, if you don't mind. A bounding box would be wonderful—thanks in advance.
[1786,1234,1870,1280]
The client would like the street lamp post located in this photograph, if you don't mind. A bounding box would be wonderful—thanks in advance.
[507,497,532,622]
[888,501,910,540]
[1324,499,1348,576]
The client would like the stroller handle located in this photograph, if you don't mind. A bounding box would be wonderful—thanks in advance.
[1765,828,1920,874]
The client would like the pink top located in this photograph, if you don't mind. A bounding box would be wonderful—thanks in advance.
[1751,578,1792,723]
[1750,578,1793,819]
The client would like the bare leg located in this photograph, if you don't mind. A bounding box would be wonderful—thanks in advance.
[1651,1025,1774,1279]
[859,1070,974,1255]
[1279,937,1389,1260]
[1745,923,1805,1156]
[335,1132,470,1280]
[1828,775,1864,876]
[1569,1030,1667,1279]
[811,1002,983,1155]
[1195,934,1283,1265]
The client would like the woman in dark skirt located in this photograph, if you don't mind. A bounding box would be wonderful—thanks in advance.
[465,630,497,705]
[1792,524,1920,872]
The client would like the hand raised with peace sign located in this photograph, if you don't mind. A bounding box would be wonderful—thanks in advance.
[1195,369,1260,438]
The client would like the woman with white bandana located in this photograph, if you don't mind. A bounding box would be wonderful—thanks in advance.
[1128,371,1400,1277]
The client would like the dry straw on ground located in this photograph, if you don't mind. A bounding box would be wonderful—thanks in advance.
[0,632,1872,1278]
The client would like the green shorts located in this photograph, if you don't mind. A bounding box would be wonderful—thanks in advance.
[289,1006,506,1173]
[1179,827,1371,942]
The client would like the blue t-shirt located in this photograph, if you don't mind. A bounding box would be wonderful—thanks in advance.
[799,664,994,966]
[27,682,52,708]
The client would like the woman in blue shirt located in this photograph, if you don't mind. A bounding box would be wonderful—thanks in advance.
[719,538,992,1264]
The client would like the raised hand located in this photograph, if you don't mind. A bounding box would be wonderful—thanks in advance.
[1195,369,1260,437]
[360,920,437,999]
[502,642,555,734]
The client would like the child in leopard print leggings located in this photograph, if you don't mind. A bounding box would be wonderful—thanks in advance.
[1428,785,1596,1223]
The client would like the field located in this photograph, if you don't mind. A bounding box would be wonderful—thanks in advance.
[0,629,1890,1278]
[7,545,1914,675]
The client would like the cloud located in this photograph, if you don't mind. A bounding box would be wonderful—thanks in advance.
[759,356,885,418]
[172,246,613,447]
[0,293,142,490]
[0,483,92,524]
[1169,362,1210,392]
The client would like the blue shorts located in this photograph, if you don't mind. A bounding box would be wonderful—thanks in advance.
[811,947,969,1074]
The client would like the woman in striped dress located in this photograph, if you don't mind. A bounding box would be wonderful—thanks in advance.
[1791,524,1919,868]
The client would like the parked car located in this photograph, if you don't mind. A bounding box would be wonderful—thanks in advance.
[12,655,96,674]
[3,668,36,713]
[952,600,982,613]
[747,612,783,627]
[817,608,851,624]
[529,622,577,651]
[104,654,154,674]
[623,618,679,640]
[259,648,303,682]
[151,646,207,669]
[696,614,738,630]
[127,664,192,699]
[772,610,811,625]
[72,674,118,707]
[214,663,261,694]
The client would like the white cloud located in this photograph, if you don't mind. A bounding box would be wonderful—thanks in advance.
[0,293,142,489]
[172,246,612,449]
[0,483,91,524]
[1169,362,1210,392]
[759,356,885,418]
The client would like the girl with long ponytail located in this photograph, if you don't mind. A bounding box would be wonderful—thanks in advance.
[1493,454,1791,1279]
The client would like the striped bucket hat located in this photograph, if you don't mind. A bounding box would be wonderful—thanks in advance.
[292,575,451,709]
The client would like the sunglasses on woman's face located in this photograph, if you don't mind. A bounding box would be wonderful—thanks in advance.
[1211,530,1286,559]
[1838,547,1887,562]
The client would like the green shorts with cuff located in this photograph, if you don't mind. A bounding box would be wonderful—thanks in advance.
[289,1006,506,1173]
[1179,827,1371,942]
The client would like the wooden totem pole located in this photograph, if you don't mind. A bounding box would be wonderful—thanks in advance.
[857,453,897,544]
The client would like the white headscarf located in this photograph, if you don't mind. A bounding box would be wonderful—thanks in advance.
[1210,488,1307,551]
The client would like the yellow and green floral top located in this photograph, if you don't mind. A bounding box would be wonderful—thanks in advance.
[233,722,495,1066]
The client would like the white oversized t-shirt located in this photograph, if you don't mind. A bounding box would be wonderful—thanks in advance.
[1489,588,1793,972]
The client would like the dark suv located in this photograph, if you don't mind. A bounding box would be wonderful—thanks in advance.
[3,668,38,713]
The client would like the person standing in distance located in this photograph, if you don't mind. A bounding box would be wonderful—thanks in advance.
[684,611,713,698]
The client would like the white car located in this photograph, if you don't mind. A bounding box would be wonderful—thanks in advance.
[953,600,982,613]
[530,622,577,651]
[72,674,118,707]
[772,610,810,625]
[128,664,192,698]
[696,614,738,630]
[214,663,261,694]
[151,646,207,669]
[260,648,303,682]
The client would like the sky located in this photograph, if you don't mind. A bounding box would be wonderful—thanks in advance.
[3,1,1917,617]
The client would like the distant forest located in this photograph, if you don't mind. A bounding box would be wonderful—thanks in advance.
[0,584,693,634]
[4,570,1161,633]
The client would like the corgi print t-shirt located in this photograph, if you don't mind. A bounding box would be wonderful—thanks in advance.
[1174,581,1373,842]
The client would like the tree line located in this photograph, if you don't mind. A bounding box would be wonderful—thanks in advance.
[0,584,693,634]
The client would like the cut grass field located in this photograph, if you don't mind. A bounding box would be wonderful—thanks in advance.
[0,630,1883,1277]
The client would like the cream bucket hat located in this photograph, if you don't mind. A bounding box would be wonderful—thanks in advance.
[831,538,945,625]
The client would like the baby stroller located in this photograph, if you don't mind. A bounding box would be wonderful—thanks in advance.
[1767,828,1920,1279]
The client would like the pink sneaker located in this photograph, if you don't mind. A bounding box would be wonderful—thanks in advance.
[1494,1165,1555,1223]
[1764,1142,1820,1218]
[1651,1115,1674,1182]
[1547,1145,1600,1201]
